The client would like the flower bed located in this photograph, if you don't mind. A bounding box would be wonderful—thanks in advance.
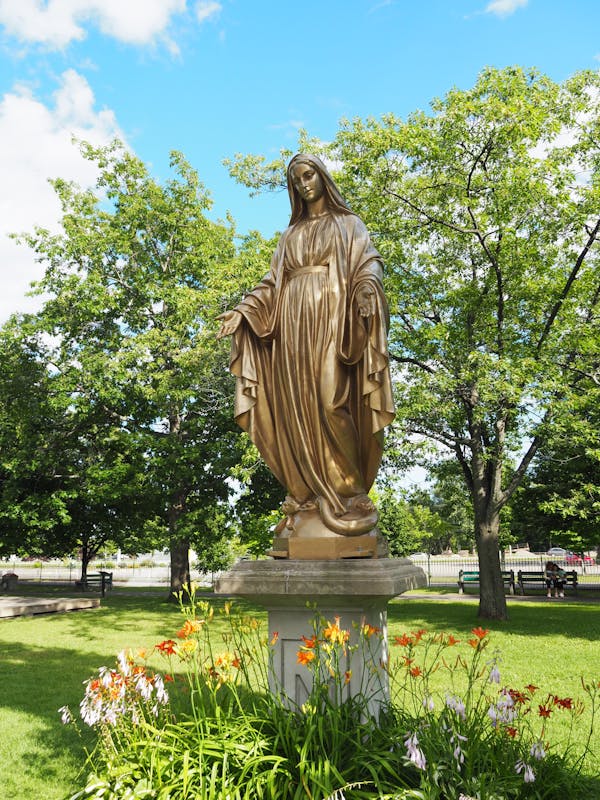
[61,586,599,799]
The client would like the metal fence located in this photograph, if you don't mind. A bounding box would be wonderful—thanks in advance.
[408,554,600,589]
[3,555,599,591]
[0,559,173,586]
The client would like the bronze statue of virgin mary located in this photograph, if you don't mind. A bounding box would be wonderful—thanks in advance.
[218,154,394,558]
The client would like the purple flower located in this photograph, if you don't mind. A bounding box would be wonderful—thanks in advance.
[404,732,427,770]
[530,740,546,760]
[451,732,468,767]
[445,693,466,720]
[488,664,501,684]
[515,760,536,783]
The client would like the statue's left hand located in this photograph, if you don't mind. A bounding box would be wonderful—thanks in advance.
[355,284,376,318]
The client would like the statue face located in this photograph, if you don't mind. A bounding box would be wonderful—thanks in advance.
[290,162,325,205]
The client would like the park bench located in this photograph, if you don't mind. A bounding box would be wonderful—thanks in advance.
[458,569,515,595]
[517,569,578,596]
[77,571,113,597]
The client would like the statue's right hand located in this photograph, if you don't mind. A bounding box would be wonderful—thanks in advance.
[216,310,243,339]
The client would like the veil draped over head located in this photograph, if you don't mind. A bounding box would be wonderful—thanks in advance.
[287,154,352,225]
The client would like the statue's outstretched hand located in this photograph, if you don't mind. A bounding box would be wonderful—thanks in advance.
[216,310,243,339]
[355,284,376,318]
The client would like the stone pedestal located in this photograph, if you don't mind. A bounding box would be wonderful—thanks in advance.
[215,559,426,717]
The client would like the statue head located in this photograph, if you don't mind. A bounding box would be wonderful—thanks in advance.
[287,154,352,225]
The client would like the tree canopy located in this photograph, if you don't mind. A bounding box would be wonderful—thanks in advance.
[3,68,599,620]
[11,141,248,591]
[229,67,600,619]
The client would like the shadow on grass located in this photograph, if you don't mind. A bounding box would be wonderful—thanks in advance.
[0,640,113,797]
[388,597,600,642]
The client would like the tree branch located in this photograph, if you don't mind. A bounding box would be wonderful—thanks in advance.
[389,353,437,374]
[536,216,600,354]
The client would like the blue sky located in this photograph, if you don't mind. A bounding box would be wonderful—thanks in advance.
[1,0,599,321]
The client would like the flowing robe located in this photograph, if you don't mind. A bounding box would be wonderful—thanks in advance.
[230,211,394,522]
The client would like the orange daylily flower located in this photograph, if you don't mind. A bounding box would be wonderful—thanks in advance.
[555,697,573,709]
[410,666,422,677]
[471,626,489,640]
[412,629,427,642]
[297,649,316,665]
[177,619,203,639]
[446,634,460,646]
[394,633,413,647]
[344,670,352,685]
[509,689,528,705]
[270,631,279,646]
[538,704,552,718]
[525,684,539,694]
[156,639,177,656]
[301,634,317,649]
[323,617,350,645]
[362,623,381,638]
[505,726,518,738]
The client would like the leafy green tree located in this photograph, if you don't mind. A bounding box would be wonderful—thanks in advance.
[15,141,242,595]
[229,67,600,619]
[229,438,286,556]
[0,318,65,557]
[512,386,600,556]
[376,488,439,556]
[0,317,153,578]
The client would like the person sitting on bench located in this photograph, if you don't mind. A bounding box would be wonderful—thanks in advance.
[545,561,565,598]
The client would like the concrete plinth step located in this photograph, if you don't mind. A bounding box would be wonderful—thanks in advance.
[0,596,100,618]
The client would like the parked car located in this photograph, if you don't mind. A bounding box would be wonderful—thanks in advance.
[546,547,567,557]
[565,553,595,566]
[409,552,428,560]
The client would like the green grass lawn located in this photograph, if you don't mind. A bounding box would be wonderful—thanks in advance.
[1,587,599,799]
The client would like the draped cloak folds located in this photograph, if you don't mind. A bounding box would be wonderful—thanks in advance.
[229,211,395,523]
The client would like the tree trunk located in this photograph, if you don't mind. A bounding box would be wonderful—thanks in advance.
[169,535,190,599]
[474,508,508,620]
[80,543,91,584]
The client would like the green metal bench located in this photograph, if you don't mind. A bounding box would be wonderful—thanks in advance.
[77,571,113,597]
[458,569,515,595]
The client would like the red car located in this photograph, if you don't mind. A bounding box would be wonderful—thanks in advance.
[565,553,595,565]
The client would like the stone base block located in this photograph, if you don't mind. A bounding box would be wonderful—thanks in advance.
[270,532,382,559]
[215,558,426,602]
[215,559,426,717]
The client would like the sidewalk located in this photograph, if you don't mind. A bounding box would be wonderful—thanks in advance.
[403,590,600,604]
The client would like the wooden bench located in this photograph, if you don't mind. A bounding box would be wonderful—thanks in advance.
[77,571,113,597]
[458,569,515,594]
[517,569,578,595]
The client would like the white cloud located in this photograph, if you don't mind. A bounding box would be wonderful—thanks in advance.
[0,0,187,49]
[195,1,221,24]
[484,0,528,17]
[0,70,123,322]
